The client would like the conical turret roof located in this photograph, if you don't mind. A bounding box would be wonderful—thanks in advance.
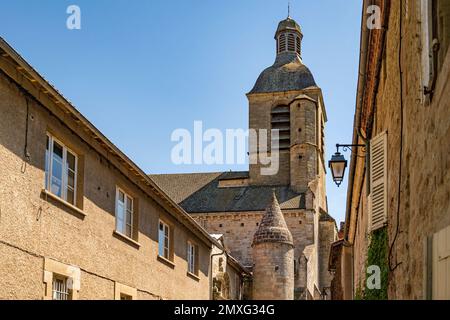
[253,192,294,246]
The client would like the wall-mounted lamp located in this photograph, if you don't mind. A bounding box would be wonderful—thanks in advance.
[328,144,366,187]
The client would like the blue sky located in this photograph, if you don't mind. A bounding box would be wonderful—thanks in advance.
[0,0,362,224]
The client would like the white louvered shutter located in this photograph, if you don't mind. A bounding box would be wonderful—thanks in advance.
[369,132,387,231]
[432,224,450,299]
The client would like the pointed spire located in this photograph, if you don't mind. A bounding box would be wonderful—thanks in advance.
[288,1,291,18]
[252,191,294,246]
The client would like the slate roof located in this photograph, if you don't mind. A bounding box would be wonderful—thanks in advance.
[249,52,317,94]
[275,17,302,36]
[150,172,222,203]
[249,16,316,95]
[149,171,305,214]
[253,192,294,246]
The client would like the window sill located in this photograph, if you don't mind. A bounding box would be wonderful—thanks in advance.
[41,189,86,218]
[157,255,175,269]
[113,230,141,248]
[187,272,200,282]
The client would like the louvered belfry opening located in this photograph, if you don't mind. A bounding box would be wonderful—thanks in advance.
[271,105,290,151]
[278,34,287,53]
[296,36,301,55]
[277,32,301,56]
[287,33,295,51]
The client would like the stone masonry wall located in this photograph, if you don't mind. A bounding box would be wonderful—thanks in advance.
[252,242,294,300]
[193,210,315,294]
[351,0,450,299]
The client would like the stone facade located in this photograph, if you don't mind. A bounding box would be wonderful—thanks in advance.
[150,15,338,300]
[210,235,247,300]
[0,38,250,300]
[342,0,450,300]
[252,194,294,300]
[193,210,314,269]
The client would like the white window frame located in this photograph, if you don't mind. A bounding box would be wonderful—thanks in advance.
[45,134,78,206]
[115,187,134,238]
[52,275,70,300]
[421,0,434,92]
[158,220,171,259]
[187,241,196,274]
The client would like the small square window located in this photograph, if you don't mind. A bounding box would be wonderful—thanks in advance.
[120,293,133,300]
[52,275,70,300]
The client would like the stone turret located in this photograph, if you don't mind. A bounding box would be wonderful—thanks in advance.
[252,192,294,300]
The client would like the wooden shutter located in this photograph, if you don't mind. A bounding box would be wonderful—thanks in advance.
[369,132,387,231]
[432,224,450,299]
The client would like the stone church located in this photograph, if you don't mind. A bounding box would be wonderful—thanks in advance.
[151,15,337,300]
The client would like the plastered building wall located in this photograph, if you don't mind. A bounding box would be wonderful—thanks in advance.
[0,72,212,300]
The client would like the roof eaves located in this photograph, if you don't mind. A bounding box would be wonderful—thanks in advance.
[0,37,218,248]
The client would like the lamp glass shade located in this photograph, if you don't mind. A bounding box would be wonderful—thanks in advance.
[329,152,347,186]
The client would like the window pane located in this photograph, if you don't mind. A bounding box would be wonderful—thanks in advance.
[67,170,75,189]
[51,142,63,197]
[119,190,124,202]
[52,277,69,300]
[164,247,169,259]
[51,174,62,197]
[53,142,63,159]
[66,151,76,171]
[67,188,74,205]
[158,228,165,256]
[45,136,50,189]
[126,224,132,237]
[116,200,125,233]
[126,210,132,223]
[164,236,169,251]
[126,197,133,211]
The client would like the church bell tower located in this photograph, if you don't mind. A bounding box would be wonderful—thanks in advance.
[247,15,327,197]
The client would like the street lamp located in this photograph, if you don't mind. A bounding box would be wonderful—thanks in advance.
[328,151,347,187]
[328,144,366,187]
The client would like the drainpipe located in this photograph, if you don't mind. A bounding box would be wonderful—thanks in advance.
[345,0,391,299]
[344,0,370,300]
[344,0,370,243]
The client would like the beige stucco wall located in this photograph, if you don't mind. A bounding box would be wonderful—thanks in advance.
[349,0,450,299]
[0,71,212,300]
